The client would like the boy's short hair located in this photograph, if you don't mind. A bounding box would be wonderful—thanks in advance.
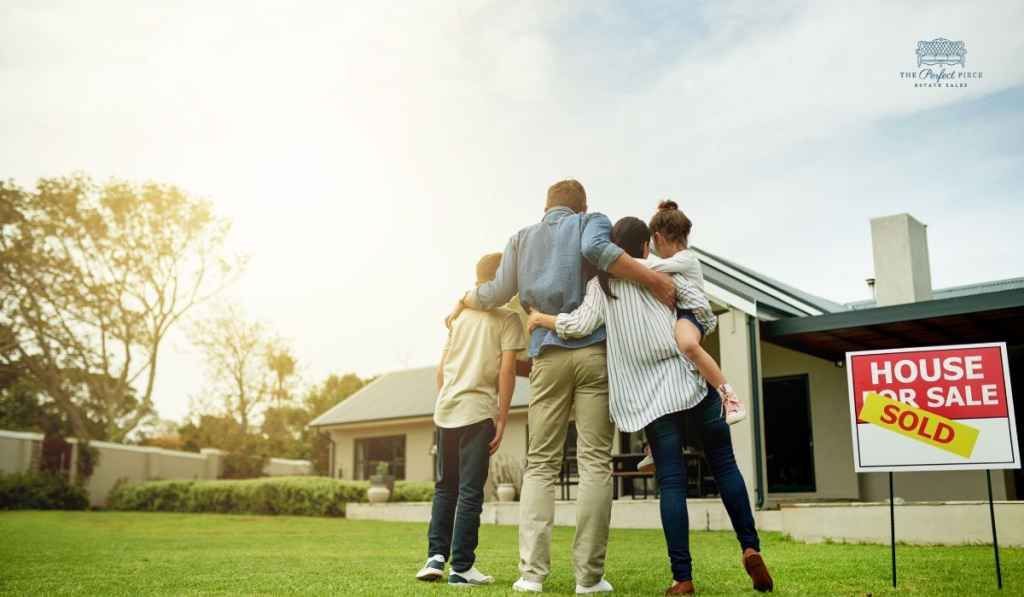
[476,253,502,284]
[545,179,587,213]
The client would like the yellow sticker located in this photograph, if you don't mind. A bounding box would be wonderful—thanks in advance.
[858,392,979,458]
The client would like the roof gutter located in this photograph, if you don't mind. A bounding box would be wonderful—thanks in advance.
[308,405,530,429]
[696,249,826,316]
[763,288,1024,338]
[748,313,765,509]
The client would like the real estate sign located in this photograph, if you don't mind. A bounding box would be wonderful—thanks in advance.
[847,342,1021,472]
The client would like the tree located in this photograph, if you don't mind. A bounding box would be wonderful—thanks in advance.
[0,176,240,442]
[261,404,309,459]
[303,373,368,475]
[178,413,244,453]
[0,378,46,432]
[265,340,298,407]
[189,306,282,437]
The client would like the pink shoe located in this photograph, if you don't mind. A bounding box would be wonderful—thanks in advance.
[637,445,655,473]
[719,384,747,425]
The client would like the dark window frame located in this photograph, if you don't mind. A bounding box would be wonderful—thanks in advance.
[353,434,407,481]
[763,373,816,494]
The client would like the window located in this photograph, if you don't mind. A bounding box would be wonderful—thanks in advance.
[354,435,406,480]
[764,375,816,493]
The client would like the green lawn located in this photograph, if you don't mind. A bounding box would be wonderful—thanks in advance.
[0,511,1018,596]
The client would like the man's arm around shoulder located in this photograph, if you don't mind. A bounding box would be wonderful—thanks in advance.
[582,212,675,308]
[446,234,520,328]
[467,234,519,310]
[581,210,675,305]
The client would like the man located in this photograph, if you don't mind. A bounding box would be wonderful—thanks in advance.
[447,179,674,594]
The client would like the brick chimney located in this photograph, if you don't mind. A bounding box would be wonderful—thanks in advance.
[870,213,933,306]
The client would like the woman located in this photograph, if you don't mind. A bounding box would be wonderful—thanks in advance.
[528,215,772,595]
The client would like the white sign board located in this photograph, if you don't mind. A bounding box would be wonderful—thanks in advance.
[847,342,1020,472]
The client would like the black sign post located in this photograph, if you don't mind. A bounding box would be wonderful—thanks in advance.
[888,472,896,588]
[986,470,1003,590]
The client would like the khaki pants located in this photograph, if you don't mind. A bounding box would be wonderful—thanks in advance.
[518,344,614,587]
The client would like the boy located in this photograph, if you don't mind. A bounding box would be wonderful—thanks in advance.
[416,252,526,586]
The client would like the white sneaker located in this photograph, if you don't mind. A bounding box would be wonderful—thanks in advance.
[719,384,747,425]
[513,577,544,592]
[416,554,445,581]
[636,452,655,473]
[449,566,494,587]
[576,577,614,594]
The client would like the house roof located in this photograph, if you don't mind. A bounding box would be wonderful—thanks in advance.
[692,247,846,319]
[844,277,1024,310]
[308,366,533,428]
[761,288,1024,361]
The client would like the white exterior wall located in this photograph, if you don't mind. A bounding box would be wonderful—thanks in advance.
[714,308,764,508]
[0,431,36,474]
[264,458,314,477]
[760,342,860,501]
[0,430,312,506]
[327,410,530,483]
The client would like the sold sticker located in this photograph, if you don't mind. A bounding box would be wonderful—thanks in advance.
[858,392,980,458]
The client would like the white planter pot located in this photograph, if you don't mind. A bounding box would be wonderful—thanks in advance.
[496,483,516,502]
[367,485,390,504]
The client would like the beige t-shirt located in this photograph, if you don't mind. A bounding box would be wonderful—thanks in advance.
[434,307,527,428]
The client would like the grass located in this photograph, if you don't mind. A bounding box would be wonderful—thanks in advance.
[0,511,1019,596]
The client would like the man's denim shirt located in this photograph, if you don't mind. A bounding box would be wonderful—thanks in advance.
[469,207,624,358]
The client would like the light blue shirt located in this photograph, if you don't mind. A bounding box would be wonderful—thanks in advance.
[470,207,624,357]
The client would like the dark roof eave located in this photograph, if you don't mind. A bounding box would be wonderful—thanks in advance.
[308,404,530,429]
[762,288,1024,338]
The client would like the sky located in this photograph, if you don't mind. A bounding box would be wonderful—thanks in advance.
[2,1,1022,423]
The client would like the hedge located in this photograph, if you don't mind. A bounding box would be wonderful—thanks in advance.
[107,477,437,516]
[391,481,434,502]
[0,471,89,511]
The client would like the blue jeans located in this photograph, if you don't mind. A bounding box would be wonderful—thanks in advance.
[644,386,760,582]
[427,418,493,572]
[676,308,706,338]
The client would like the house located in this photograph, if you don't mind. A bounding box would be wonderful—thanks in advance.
[311,213,1023,508]
[310,367,533,484]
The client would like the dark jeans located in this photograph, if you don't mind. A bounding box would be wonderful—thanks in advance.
[427,418,493,572]
[644,386,760,582]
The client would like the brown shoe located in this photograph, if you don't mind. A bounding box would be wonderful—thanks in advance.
[665,580,695,595]
[743,552,773,592]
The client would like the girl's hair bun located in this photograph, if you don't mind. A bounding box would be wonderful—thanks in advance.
[657,199,678,212]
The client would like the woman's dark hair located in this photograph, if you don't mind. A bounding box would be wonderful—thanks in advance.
[597,217,650,299]
[648,199,692,245]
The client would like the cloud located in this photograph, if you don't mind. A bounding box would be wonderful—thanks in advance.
[1,1,1021,420]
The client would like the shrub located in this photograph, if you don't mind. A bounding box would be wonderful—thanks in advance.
[221,452,268,479]
[0,471,89,510]
[107,477,440,516]
[108,477,369,517]
[391,481,434,502]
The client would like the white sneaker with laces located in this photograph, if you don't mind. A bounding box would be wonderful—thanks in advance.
[576,577,614,594]
[513,577,544,593]
[416,554,446,581]
[449,566,494,586]
[719,383,747,425]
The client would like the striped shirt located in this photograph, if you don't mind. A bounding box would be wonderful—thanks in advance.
[554,265,713,432]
